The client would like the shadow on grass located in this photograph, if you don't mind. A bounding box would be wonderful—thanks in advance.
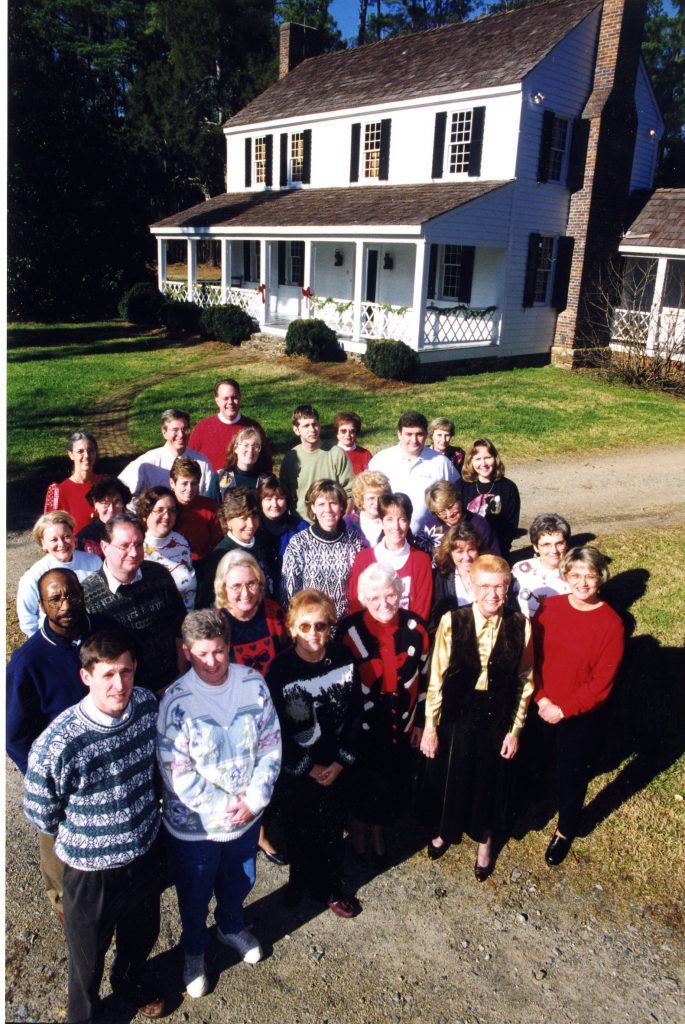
[513,567,685,842]
[8,329,208,362]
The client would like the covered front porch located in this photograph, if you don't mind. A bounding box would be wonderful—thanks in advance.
[611,253,685,360]
[150,181,512,354]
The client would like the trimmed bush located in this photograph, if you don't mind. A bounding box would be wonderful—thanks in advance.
[200,304,255,346]
[363,339,420,382]
[285,318,346,362]
[158,300,202,333]
[118,282,165,325]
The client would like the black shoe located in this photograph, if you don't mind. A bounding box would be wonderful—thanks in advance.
[474,859,494,882]
[545,833,572,866]
[427,840,448,861]
[371,848,388,870]
[259,845,289,867]
[111,979,165,1018]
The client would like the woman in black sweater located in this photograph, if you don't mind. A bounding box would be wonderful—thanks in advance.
[459,439,520,556]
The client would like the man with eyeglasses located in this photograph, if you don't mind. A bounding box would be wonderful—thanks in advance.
[119,408,214,501]
[81,513,186,693]
[6,568,109,917]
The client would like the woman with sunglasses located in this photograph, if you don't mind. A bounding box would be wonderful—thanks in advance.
[532,546,624,866]
[266,590,362,918]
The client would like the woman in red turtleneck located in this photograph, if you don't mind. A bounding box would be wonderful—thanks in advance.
[337,562,430,867]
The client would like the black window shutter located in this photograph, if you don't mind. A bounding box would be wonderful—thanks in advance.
[379,118,392,180]
[302,129,312,184]
[427,244,438,300]
[566,117,589,192]
[523,233,541,307]
[264,134,273,186]
[350,123,361,182]
[537,110,555,183]
[551,236,574,311]
[457,246,475,303]
[278,241,286,285]
[244,138,252,188]
[243,240,251,281]
[431,112,447,179]
[280,133,288,187]
[468,107,485,177]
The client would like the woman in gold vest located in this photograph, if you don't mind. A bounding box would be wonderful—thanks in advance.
[420,555,533,880]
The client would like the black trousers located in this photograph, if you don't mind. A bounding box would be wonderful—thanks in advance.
[280,772,350,902]
[541,709,605,839]
[62,839,162,1024]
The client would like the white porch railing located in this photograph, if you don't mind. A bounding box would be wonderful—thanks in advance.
[423,306,499,346]
[310,298,355,336]
[226,286,262,319]
[610,308,650,344]
[162,281,261,318]
[360,302,414,344]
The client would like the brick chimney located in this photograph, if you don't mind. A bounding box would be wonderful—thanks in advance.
[551,0,648,368]
[279,22,324,79]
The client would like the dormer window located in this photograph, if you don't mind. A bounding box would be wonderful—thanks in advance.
[254,137,268,185]
[448,111,473,174]
[431,107,485,179]
[290,133,304,182]
[364,122,382,178]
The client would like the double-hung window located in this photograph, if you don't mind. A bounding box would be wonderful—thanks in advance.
[254,137,268,185]
[448,111,473,174]
[290,132,304,182]
[532,237,554,302]
[364,122,382,179]
[441,246,466,300]
[537,112,570,183]
[431,107,485,179]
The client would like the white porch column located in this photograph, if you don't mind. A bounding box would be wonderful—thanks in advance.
[220,239,231,303]
[352,241,365,343]
[304,239,313,318]
[157,238,167,292]
[411,240,428,351]
[259,238,269,327]
[647,256,668,355]
[187,238,197,302]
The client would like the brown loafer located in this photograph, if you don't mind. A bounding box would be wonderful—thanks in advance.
[138,996,166,1019]
[112,980,166,1019]
[327,894,361,918]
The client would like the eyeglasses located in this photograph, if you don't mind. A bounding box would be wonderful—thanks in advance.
[226,581,262,596]
[44,593,83,608]
[296,621,330,634]
[109,541,144,553]
[96,498,124,509]
[237,442,261,451]
[474,583,508,594]
[567,572,599,583]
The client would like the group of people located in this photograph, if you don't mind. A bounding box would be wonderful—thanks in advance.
[8,379,625,1022]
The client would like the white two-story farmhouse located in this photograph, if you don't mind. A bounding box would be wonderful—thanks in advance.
[151,0,663,368]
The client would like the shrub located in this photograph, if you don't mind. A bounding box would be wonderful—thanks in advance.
[363,339,419,381]
[285,318,346,362]
[118,282,165,325]
[158,300,202,333]
[200,304,255,346]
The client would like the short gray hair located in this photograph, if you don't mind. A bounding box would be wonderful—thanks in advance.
[560,546,610,585]
[181,609,230,648]
[161,408,190,427]
[529,513,571,546]
[357,563,404,606]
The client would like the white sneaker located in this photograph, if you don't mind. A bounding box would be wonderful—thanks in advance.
[183,952,208,998]
[217,927,262,964]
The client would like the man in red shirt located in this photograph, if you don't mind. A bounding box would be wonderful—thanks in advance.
[188,379,272,473]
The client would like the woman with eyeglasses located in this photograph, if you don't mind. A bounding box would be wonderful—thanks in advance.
[213,548,290,867]
[137,486,197,612]
[43,431,104,532]
[420,555,533,881]
[266,589,363,918]
[532,546,624,867]
[214,427,270,500]
[76,477,132,558]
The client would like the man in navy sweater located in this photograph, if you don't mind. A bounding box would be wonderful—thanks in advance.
[6,568,106,916]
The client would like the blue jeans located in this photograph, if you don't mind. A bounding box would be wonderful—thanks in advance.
[165,821,259,955]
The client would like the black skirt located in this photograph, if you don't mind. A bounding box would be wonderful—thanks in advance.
[420,692,513,844]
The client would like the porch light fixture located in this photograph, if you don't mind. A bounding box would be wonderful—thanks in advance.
[334,249,344,266]
[383,252,394,271]
[533,92,545,104]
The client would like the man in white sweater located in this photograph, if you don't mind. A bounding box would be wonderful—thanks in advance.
[157,610,281,999]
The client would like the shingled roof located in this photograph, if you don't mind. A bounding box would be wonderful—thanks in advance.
[226,0,601,128]
[621,189,685,251]
[151,181,510,231]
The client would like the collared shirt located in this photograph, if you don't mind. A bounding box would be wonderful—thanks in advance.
[368,445,458,533]
[82,693,133,728]
[103,563,143,594]
[218,412,241,425]
[425,606,533,736]
[119,444,213,498]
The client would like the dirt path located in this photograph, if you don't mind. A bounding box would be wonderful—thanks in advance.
[5,443,685,1024]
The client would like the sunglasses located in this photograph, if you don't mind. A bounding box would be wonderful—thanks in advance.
[297,621,330,634]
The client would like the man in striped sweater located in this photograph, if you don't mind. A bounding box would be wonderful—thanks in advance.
[24,630,165,1024]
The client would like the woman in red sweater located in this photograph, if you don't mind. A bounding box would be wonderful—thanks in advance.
[532,546,624,866]
[347,492,432,623]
